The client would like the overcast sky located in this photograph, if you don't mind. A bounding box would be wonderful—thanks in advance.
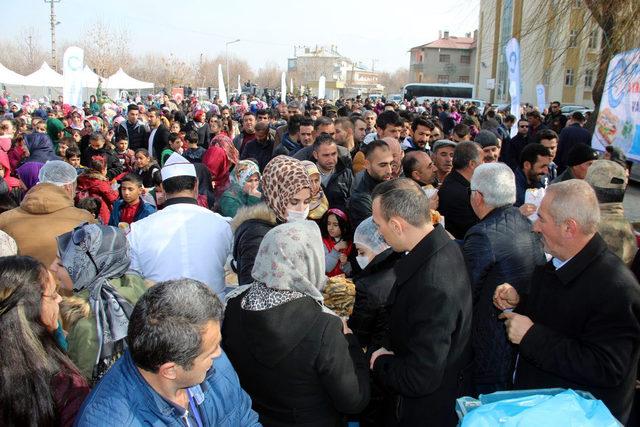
[6,0,480,73]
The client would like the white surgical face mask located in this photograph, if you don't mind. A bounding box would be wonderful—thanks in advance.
[356,255,370,270]
[286,206,310,222]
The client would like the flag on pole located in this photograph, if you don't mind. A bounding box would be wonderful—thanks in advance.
[218,64,228,106]
[63,46,84,108]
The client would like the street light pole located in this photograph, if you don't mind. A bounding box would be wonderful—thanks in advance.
[225,39,240,93]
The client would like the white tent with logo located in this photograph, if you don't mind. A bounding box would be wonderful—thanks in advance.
[22,62,63,87]
[104,68,153,90]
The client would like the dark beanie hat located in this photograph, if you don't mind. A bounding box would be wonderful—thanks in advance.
[474,130,499,148]
[568,144,599,166]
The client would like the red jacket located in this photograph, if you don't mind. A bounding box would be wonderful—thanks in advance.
[322,236,353,277]
[76,173,119,223]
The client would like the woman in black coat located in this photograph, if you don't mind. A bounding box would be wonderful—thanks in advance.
[348,217,401,349]
[222,221,370,426]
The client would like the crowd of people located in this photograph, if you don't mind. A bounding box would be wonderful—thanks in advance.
[0,90,639,426]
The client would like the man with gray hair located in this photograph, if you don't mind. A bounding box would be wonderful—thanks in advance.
[494,179,640,424]
[0,160,95,267]
[370,178,472,425]
[464,163,545,394]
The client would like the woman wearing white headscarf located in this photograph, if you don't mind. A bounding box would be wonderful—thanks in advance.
[347,217,402,349]
[223,221,370,426]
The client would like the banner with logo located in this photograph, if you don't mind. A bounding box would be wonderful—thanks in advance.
[63,46,84,108]
[536,84,546,113]
[592,48,640,160]
[505,38,521,137]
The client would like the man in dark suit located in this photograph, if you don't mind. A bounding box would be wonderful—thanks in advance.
[370,178,473,426]
[495,179,640,425]
[147,107,169,163]
[438,141,482,239]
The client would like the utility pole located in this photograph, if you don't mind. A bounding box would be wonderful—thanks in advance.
[45,0,61,70]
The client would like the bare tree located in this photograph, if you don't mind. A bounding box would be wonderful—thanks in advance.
[255,62,283,89]
[378,67,410,93]
[75,18,132,77]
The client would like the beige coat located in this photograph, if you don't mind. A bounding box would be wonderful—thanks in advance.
[0,183,95,268]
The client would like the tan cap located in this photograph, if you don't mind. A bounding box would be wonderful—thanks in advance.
[585,159,627,190]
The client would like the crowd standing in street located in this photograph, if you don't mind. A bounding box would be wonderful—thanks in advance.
[0,88,639,426]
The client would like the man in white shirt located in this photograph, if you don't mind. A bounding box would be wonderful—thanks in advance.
[128,152,233,298]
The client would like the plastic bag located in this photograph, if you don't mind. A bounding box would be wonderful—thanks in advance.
[460,389,620,427]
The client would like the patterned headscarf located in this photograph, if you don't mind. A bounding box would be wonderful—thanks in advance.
[231,159,260,189]
[56,223,133,379]
[251,221,327,305]
[212,134,239,165]
[261,155,311,222]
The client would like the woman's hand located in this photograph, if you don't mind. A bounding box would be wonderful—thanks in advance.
[334,240,348,251]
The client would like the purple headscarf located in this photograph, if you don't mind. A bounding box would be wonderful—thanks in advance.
[16,162,44,190]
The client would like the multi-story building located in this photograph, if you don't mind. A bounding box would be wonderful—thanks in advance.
[408,31,477,84]
[475,0,601,107]
[287,45,383,99]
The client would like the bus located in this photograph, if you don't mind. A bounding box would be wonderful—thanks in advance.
[403,83,475,101]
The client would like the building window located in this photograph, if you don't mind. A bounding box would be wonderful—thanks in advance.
[542,70,550,85]
[569,30,578,48]
[584,69,594,88]
[458,76,470,83]
[439,54,450,63]
[438,75,450,84]
[565,69,574,86]
[588,29,598,49]
[460,55,471,64]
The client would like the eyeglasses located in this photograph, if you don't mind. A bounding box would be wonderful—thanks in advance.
[519,125,529,128]
[468,188,482,195]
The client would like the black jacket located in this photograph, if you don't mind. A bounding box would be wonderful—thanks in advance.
[348,171,382,230]
[240,137,275,172]
[462,205,545,386]
[149,124,170,163]
[372,225,473,426]
[184,121,211,149]
[514,233,640,424]
[80,146,123,181]
[294,145,353,170]
[348,248,401,348]
[502,133,529,172]
[223,294,370,427]
[116,120,149,151]
[321,157,353,211]
[231,203,278,285]
[438,170,478,239]
[556,123,592,173]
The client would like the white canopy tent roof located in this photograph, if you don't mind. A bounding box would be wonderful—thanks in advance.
[83,65,104,88]
[22,62,63,87]
[0,63,26,85]
[104,68,153,90]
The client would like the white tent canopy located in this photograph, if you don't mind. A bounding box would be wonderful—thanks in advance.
[0,63,26,85]
[104,68,153,90]
[83,65,104,88]
[23,62,63,87]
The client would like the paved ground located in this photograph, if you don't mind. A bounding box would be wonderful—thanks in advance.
[624,182,640,224]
